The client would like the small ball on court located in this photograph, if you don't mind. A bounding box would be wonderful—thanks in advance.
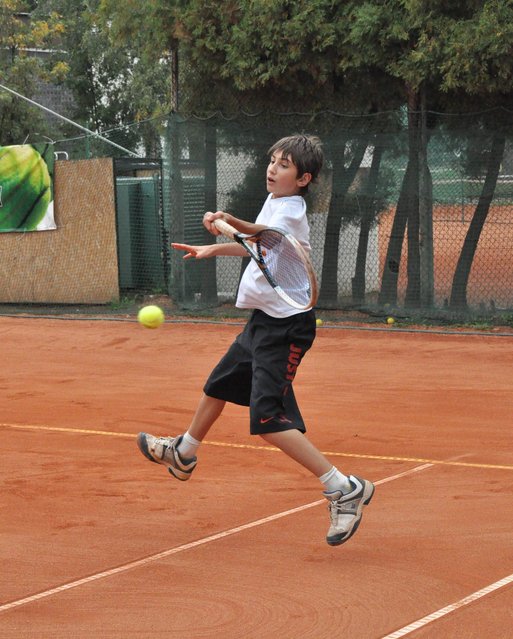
[138,305,165,329]
[316,318,323,327]
[387,317,395,325]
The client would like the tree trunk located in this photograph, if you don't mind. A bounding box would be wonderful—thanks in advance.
[201,120,219,305]
[167,115,185,301]
[318,139,368,306]
[351,143,384,302]
[378,160,416,306]
[170,49,179,111]
[418,85,434,308]
[405,88,421,307]
[379,88,423,307]
[166,51,182,301]
[449,133,505,310]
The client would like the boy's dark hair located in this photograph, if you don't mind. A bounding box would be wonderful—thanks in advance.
[268,134,324,193]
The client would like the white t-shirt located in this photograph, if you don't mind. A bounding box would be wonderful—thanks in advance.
[236,194,311,318]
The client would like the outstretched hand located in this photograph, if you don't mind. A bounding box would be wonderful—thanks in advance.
[171,243,214,259]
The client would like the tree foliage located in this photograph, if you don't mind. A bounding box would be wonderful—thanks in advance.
[31,0,173,154]
[4,0,513,310]
[0,0,66,144]
[441,1,513,94]
[334,0,513,308]
[101,0,513,311]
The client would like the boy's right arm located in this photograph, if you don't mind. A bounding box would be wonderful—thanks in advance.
[172,206,264,260]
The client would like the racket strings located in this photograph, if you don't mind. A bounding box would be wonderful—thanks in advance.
[258,231,312,306]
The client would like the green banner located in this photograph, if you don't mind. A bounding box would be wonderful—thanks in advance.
[0,143,56,232]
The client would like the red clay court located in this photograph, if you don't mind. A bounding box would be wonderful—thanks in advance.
[1,316,512,638]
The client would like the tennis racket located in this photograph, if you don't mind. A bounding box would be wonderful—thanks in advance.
[214,219,318,310]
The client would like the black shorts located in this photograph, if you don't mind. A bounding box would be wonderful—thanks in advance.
[203,309,316,434]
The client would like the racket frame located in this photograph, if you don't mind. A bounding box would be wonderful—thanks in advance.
[214,218,318,310]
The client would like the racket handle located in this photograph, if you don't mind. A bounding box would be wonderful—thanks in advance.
[213,218,238,239]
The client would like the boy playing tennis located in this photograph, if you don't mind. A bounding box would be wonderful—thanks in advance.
[137,134,374,546]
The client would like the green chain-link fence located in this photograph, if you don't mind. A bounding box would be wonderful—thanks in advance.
[54,109,513,322]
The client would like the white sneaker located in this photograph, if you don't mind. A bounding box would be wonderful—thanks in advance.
[136,432,197,481]
[324,476,374,546]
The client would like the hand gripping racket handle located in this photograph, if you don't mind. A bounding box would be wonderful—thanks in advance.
[213,218,239,240]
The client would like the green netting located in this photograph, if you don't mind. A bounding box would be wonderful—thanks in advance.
[53,109,513,321]
[161,112,513,320]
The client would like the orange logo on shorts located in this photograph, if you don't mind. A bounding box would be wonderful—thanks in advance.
[285,344,302,382]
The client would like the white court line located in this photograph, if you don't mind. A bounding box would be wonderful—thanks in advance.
[381,573,513,638]
[0,463,432,614]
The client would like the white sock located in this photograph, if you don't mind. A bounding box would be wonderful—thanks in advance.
[177,431,201,459]
[319,466,352,494]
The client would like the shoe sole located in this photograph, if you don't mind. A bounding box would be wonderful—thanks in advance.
[327,483,375,547]
[168,466,191,481]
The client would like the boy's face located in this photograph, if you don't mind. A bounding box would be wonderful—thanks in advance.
[266,149,311,198]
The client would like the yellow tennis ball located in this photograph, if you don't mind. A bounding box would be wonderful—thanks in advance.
[387,317,395,325]
[316,318,323,327]
[138,305,165,329]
